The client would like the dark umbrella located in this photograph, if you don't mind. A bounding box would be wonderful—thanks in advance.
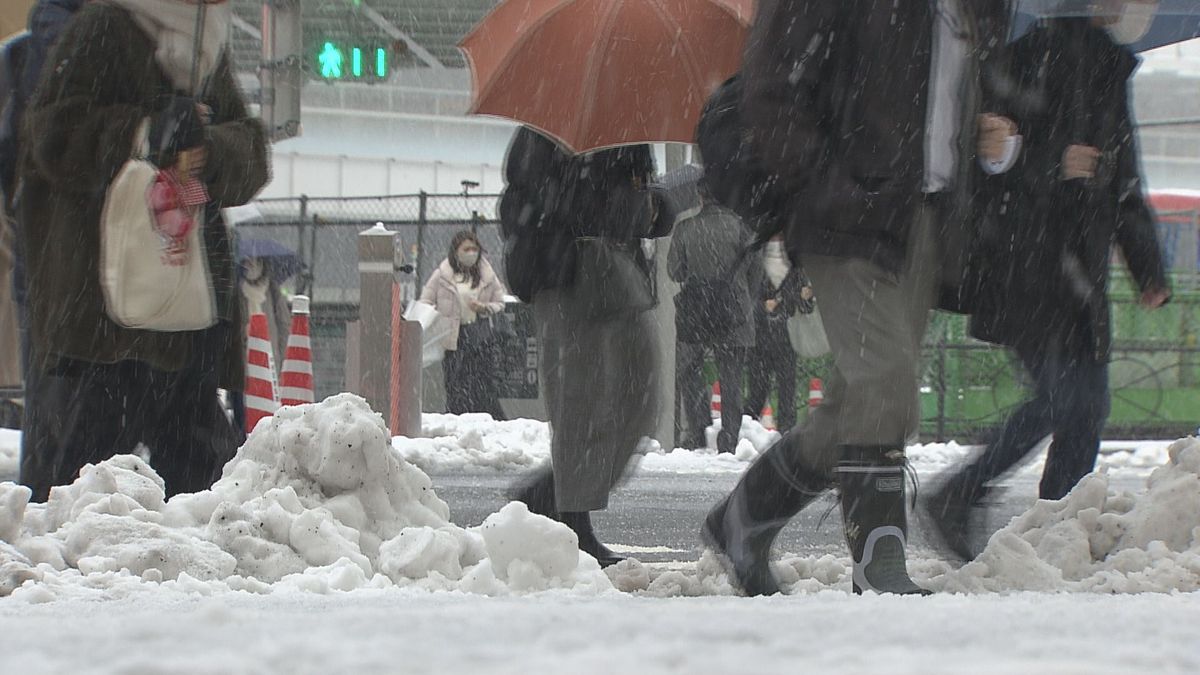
[237,238,304,283]
[1011,0,1200,52]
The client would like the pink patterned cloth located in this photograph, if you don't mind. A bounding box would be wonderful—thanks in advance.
[149,169,209,239]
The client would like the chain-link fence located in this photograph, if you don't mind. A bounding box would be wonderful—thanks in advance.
[233,195,1200,441]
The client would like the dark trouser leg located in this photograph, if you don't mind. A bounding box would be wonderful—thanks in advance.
[442,348,467,414]
[1040,348,1109,500]
[676,341,708,449]
[774,338,798,432]
[715,343,746,454]
[743,342,771,420]
[20,358,151,501]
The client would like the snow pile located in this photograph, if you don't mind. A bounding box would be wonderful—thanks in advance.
[936,436,1200,594]
[406,413,781,475]
[0,395,613,600]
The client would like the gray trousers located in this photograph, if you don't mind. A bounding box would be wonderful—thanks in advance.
[765,204,940,480]
[535,289,661,512]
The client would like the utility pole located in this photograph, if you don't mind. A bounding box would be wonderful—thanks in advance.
[260,0,303,142]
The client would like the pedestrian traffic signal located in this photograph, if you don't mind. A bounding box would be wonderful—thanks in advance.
[317,41,389,81]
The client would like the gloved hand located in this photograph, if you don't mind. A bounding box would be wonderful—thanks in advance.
[148,96,205,170]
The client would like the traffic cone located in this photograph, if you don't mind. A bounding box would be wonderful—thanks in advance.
[710,381,722,419]
[761,404,776,431]
[808,378,825,408]
[245,311,279,433]
[279,295,315,407]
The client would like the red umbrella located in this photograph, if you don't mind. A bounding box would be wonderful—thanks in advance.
[459,0,756,153]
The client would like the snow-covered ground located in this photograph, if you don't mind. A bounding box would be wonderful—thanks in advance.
[1,396,1198,672]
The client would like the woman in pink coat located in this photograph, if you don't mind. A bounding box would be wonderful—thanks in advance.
[420,230,508,418]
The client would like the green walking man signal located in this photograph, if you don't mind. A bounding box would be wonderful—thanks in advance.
[319,42,389,81]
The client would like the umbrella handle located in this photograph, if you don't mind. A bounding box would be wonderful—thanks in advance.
[190,2,207,95]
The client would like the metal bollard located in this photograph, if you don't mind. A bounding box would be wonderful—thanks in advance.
[356,224,421,437]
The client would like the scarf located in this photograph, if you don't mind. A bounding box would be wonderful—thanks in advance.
[763,242,790,290]
[106,0,231,94]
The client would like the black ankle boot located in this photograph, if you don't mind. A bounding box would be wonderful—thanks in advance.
[560,511,625,568]
[837,446,931,596]
[701,441,829,596]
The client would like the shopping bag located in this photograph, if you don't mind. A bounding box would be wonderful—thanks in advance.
[787,304,832,359]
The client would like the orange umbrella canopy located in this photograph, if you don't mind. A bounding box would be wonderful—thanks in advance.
[460,0,755,153]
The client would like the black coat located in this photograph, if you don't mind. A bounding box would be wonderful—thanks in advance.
[738,0,1009,274]
[499,127,669,300]
[753,267,813,349]
[968,20,1169,360]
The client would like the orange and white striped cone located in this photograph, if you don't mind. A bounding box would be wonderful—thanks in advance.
[710,381,722,420]
[761,404,776,431]
[245,311,279,433]
[279,295,315,407]
[808,378,825,408]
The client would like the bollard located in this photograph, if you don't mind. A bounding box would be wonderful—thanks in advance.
[357,224,421,437]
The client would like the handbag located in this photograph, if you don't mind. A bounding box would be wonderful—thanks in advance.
[562,237,655,322]
[674,250,750,344]
[787,303,832,359]
[99,120,216,331]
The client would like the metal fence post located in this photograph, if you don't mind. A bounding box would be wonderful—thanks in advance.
[935,336,948,443]
[417,191,428,286]
[297,194,311,296]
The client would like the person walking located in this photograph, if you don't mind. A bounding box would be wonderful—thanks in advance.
[700,0,1012,596]
[17,0,269,499]
[500,126,671,567]
[419,230,508,420]
[669,194,759,453]
[742,235,815,435]
[925,3,1172,560]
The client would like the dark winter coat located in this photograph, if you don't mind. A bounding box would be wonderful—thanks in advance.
[0,0,84,201]
[18,3,269,387]
[753,267,813,350]
[738,0,1009,277]
[667,202,760,347]
[499,127,670,300]
[967,20,1169,360]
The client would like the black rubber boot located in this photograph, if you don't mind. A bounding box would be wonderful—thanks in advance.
[837,446,932,596]
[560,511,626,568]
[701,442,830,596]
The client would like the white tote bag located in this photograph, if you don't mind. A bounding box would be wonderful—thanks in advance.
[99,121,217,331]
[788,304,832,359]
[404,300,455,367]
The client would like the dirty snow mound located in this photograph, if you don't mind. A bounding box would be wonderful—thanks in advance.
[0,395,612,600]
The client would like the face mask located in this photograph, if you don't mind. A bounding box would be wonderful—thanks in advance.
[457,251,480,268]
[764,241,785,255]
[1105,2,1158,45]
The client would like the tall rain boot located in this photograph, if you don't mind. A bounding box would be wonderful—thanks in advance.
[560,511,625,568]
[702,442,831,596]
[837,446,931,596]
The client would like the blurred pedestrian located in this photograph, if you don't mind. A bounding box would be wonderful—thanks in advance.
[669,192,759,453]
[742,234,815,435]
[925,3,1172,559]
[700,0,1011,596]
[501,126,671,567]
[18,0,269,500]
[420,230,508,419]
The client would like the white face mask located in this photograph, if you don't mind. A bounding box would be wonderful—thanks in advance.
[1105,1,1158,45]
[457,250,480,268]
[764,241,785,255]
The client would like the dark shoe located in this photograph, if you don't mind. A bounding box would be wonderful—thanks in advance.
[509,467,558,519]
[560,511,626,568]
[701,443,829,596]
[837,446,932,596]
[921,473,983,562]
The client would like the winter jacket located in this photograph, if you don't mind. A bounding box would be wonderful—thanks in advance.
[667,203,760,347]
[967,20,1169,360]
[0,0,84,200]
[739,0,1009,277]
[753,266,813,348]
[419,258,507,351]
[18,3,269,386]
